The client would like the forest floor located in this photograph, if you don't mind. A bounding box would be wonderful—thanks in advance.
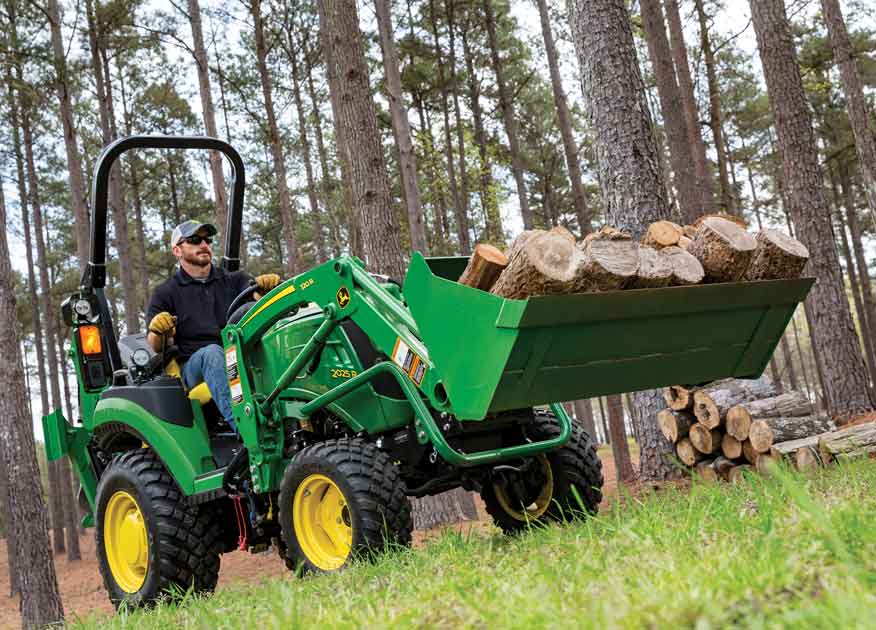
[0,445,637,628]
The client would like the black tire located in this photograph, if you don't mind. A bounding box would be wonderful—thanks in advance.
[481,410,604,534]
[278,437,413,574]
[95,449,222,608]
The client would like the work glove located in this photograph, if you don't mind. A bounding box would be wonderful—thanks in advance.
[148,312,176,337]
[255,273,281,294]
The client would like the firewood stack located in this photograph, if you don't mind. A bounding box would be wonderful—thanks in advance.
[456,213,810,298]
[658,377,838,480]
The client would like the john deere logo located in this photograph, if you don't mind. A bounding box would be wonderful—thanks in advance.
[336,286,351,308]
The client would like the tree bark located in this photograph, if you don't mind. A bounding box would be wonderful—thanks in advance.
[535,0,591,234]
[574,399,597,441]
[664,0,715,215]
[818,422,876,462]
[607,394,635,480]
[46,0,90,272]
[0,171,65,629]
[446,0,473,253]
[567,0,677,480]
[374,0,428,255]
[749,414,835,453]
[251,0,301,275]
[319,0,406,280]
[694,0,734,214]
[186,0,229,239]
[639,0,699,225]
[483,0,532,228]
[725,391,813,440]
[750,0,874,420]
[820,0,876,216]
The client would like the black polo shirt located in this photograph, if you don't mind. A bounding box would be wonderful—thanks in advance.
[146,265,252,360]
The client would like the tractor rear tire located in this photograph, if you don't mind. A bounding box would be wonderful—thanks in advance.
[94,449,223,608]
[278,437,412,574]
[481,410,603,534]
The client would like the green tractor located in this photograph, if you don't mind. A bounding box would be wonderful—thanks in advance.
[43,136,813,608]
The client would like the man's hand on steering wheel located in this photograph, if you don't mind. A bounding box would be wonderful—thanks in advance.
[254,273,280,296]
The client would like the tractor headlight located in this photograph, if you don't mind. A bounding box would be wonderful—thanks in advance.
[73,299,92,318]
[131,348,151,368]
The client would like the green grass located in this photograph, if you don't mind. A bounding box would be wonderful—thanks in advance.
[72,461,876,629]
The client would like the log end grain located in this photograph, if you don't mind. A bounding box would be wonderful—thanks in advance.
[676,437,703,467]
[458,243,509,291]
[642,220,683,248]
[658,409,695,443]
[690,423,722,454]
[692,391,722,430]
[721,433,743,460]
[744,229,810,281]
[663,385,692,411]
[687,217,757,283]
[629,246,673,289]
[660,246,705,286]
[575,237,640,292]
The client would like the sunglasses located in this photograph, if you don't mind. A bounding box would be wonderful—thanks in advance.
[179,235,212,246]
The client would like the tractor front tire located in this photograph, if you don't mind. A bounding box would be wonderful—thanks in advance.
[95,449,222,608]
[278,437,412,574]
[481,410,604,534]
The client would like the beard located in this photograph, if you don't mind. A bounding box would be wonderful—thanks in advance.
[182,248,212,268]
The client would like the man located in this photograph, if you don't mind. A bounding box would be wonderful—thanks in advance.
[146,220,280,432]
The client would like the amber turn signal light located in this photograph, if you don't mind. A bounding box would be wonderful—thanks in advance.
[79,325,103,355]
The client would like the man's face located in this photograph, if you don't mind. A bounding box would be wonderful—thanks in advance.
[173,230,213,268]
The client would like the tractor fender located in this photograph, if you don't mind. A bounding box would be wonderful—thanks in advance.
[92,397,215,495]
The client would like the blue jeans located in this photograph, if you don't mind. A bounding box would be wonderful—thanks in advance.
[182,344,236,432]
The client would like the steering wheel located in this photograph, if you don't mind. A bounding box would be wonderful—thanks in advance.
[226,280,259,322]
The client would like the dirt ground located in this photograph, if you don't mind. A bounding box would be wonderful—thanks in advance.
[0,449,631,628]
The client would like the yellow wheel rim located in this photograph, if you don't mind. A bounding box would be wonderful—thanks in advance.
[494,454,554,521]
[293,474,353,570]
[104,491,149,593]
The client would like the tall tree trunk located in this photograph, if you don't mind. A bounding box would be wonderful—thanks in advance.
[780,335,799,391]
[535,0,591,235]
[597,396,610,444]
[428,0,468,254]
[22,112,81,561]
[374,0,428,254]
[821,0,876,216]
[694,0,734,214]
[573,399,597,441]
[568,0,679,480]
[0,175,64,630]
[186,0,230,240]
[639,0,700,224]
[460,22,502,242]
[607,394,635,481]
[251,0,301,275]
[46,0,90,272]
[446,0,473,252]
[285,20,327,262]
[750,0,873,419]
[664,0,715,215]
[483,0,533,229]
[319,0,405,280]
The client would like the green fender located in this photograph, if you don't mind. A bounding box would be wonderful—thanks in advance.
[92,397,215,495]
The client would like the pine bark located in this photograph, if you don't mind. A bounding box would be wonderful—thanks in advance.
[607,394,635,481]
[0,168,65,629]
[319,0,406,281]
[664,0,715,215]
[639,0,699,224]
[820,0,876,216]
[186,0,229,238]
[446,0,473,253]
[567,0,677,480]
[535,0,591,234]
[252,0,301,275]
[750,0,874,419]
[483,0,532,228]
[374,0,428,254]
[574,399,597,441]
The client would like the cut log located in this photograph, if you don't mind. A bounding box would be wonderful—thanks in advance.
[713,456,736,480]
[755,451,781,474]
[682,225,697,239]
[687,216,757,283]
[657,409,695,444]
[795,446,822,471]
[660,246,704,286]
[818,422,876,463]
[676,437,704,467]
[694,212,749,230]
[743,229,809,281]
[770,434,821,460]
[678,235,692,250]
[549,225,576,244]
[692,376,777,429]
[728,464,754,483]
[491,230,576,299]
[458,243,509,291]
[628,246,673,289]
[642,220,683,249]
[689,423,722,454]
[574,228,639,292]
[695,459,719,481]
[748,414,835,453]
[721,433,743,459]
[725,392,813,441]
[742,439,759,464]
[663,385,693,411]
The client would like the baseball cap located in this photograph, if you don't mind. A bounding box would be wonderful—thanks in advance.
[171,220,217,247]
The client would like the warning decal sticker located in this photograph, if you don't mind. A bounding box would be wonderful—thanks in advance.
[229,378,243,405]
[392,337,427,386]
[225,347,239,381]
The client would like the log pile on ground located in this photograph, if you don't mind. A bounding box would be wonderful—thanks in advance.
[459,213,809,298]
[657,375,843,480]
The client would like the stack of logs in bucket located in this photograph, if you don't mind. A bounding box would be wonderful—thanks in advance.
[661,378,876,479]
[455,213,810,297]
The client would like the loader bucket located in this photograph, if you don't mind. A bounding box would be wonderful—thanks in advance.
[403,252,814,421]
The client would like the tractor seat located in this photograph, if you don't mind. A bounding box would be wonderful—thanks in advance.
[164,357,213,405]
